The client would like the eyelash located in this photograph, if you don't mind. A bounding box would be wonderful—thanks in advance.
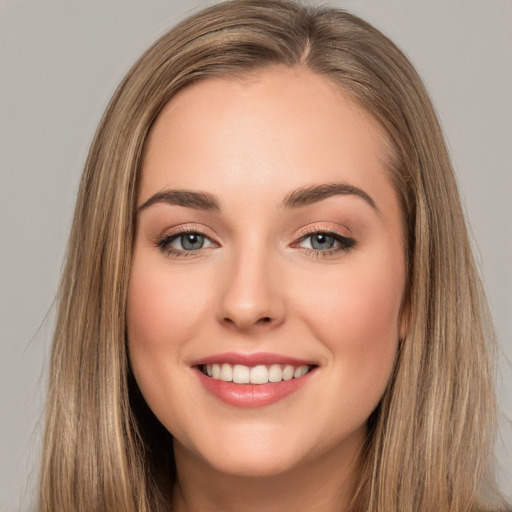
[293,229,356,258]
[156,227,217,258]
[155,227,356,259]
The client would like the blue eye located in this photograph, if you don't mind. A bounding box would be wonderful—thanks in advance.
[157,231,215,255]
[176,233,207,250]
[299,232,355,253]
[308,233,336,250]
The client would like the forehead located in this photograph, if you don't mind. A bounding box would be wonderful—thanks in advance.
[139,67,394,212]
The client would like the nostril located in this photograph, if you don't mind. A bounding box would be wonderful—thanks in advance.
[220,314,276,330]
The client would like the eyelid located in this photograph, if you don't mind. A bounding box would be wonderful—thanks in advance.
[290,223,356,256]
[293,223,352,240]
[155,224,218,242]
[154,224,220,257]
[153,222,355,258]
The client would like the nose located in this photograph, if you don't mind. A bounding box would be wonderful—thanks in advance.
[216,248,285,332]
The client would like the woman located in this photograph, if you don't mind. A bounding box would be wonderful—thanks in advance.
[39,0,509,510]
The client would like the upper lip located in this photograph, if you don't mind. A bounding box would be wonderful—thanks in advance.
[190,352,316,367]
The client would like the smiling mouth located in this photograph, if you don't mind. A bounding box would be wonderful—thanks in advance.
[199,363,315,385]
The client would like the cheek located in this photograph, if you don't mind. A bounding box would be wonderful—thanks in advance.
[298,251,405,397]
[126,256,217,435]
[127,261,209,353]
[305,262,403,342]
[126,256,216,424]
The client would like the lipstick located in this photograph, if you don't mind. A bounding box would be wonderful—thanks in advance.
[192,352,317,408]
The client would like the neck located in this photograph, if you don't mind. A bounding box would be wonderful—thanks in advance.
[171,429,365,512]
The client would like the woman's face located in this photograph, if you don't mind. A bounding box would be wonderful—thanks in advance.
[128,68,406,477]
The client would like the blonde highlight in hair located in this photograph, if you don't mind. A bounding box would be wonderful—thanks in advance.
[40,1,507,510]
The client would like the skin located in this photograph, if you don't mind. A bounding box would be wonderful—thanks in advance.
[127,67,407,512]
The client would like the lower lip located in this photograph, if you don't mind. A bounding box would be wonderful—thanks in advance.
[195,368,314,408]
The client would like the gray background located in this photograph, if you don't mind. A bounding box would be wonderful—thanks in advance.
[1,1,510,510]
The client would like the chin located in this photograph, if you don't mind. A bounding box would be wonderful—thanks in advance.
[204,449,303,478]
[178,427,311,478]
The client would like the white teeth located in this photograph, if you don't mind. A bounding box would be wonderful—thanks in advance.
[282,365,294,381]
[293,366,303,378]
[268,364,283,382]
[203,363,311,384]
[220,363,233,382]
[232,364,250,384]
[250,365,268,384]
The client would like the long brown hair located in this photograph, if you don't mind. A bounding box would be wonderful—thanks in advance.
[39,1,507,510]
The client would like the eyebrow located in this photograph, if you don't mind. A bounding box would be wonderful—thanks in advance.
[137,189,221,213]
[137,182,377,214]
[281,183,377,211]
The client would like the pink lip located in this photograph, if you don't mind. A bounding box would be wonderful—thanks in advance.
[190,351,315,367]
[195,368,315,408]
[191,352,318,408]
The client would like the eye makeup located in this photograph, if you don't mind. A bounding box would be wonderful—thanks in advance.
[153,223,356,260]
[291,224,356,259]
[155,225,219,258]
